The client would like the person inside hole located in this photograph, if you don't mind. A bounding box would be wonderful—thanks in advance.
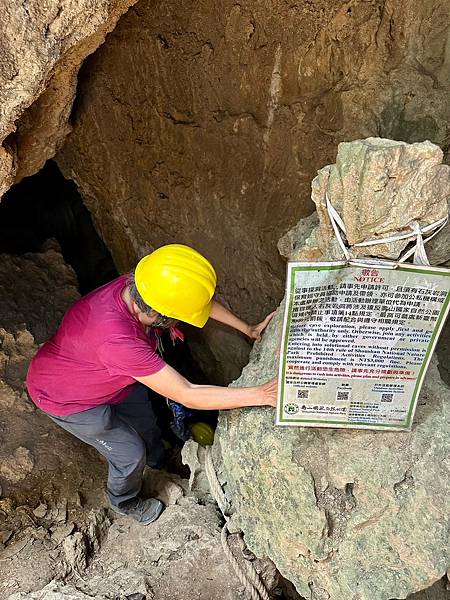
[27,245,276,525]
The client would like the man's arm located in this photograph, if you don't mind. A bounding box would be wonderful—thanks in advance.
[209,300,250,335]
[135,364,277,410]
[210,300,274,341]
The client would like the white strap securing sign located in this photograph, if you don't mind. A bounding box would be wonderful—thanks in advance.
[325,193,448,268]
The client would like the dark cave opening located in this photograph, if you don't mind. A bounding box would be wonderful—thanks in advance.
[0,160,117,295]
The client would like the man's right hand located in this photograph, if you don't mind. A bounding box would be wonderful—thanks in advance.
[259,378,278,407]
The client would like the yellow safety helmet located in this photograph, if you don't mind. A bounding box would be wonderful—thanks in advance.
[135,244,217,328]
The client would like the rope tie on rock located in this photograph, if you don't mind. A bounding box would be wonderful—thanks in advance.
[325,193,448,267]
[205,446,271,600]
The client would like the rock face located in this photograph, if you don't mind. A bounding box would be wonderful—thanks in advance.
[0,244,80,344]
[0,247,82,495]
[56,0,450,380]
[0,447,34,484]
[6,501,261,600]
[214,139,450,600]
[310,139,450,259]
[0,0,136,196]
[0,247,97,596]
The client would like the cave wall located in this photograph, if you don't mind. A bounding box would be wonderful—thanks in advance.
[0,0,137,196]
[56,0,450,380]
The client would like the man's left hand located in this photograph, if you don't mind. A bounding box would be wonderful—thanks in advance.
[247,312,275,342]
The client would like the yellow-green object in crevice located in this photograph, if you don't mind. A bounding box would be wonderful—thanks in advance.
[191,422,215,446]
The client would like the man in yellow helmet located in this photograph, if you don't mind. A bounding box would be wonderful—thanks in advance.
[27,245,276,525]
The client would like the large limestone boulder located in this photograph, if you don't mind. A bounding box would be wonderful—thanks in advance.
[310,138,450,260]
[0,0,136,196]
[214,139,450,600]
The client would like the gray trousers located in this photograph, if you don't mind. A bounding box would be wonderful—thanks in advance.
[47,384,164,507]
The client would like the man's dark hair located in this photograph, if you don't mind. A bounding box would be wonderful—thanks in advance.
[127,272,153,316]
[127,272,178,328]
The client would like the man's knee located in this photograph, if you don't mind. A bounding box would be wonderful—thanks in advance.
[131,436,146,470]
[109,434,146,475]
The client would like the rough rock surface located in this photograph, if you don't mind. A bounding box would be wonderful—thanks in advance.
[310,138,450,259]
[0,243,80,344]
[6,500,250,600]
[0,247,103,595]
[0,447,34,484]
[214,140,450,600]
[0,0,136,195]
[57,0,450,380]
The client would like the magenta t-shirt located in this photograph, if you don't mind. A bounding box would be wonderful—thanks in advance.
[27,275,166,416]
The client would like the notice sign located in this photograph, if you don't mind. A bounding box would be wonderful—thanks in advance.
[277,262,450,430]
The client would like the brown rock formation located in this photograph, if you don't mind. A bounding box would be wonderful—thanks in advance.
[0,0,137,195]
[56,0,450,379]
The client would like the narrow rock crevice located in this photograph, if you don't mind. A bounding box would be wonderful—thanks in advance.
[393,470,415,500]
[316,483,357,546]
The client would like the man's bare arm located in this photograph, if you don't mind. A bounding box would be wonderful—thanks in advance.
[135,364,277,410]
[209,300,250,335]
[210,300,275,341]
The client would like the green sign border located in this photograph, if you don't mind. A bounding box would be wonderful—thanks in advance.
[278,263,450,429]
